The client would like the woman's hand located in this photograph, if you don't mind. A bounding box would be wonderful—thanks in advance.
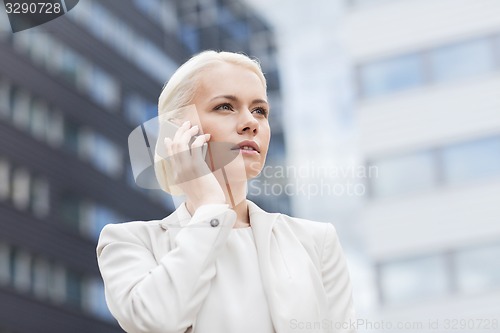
[164,120,226,212]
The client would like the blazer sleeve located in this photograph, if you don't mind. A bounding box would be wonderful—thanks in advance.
[96,205,236,333]
[321,223,357,333]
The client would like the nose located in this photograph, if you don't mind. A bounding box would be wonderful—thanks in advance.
[237,109,259,135]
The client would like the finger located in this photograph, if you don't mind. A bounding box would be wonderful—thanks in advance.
[164,137,173,157]
[171,121,192,159]
[176,125,200,165]
[179,125,200,146]
[172,120,191,145]
[191,133,210,161]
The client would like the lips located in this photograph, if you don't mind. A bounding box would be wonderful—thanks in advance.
[231,140,260,153]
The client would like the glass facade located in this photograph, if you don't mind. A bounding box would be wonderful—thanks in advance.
[429,38,496,83]
[359,54,424,98]
[0,0,284,330]
[378,243,500,305]
[369,150,436,197]
[442,137,500,185]
[380,254,449,304]
[358,34,500,98]
[60,194,125,241]
[124,93,158,126]
[1,79,123,179]
[369,135,500,198]
[67,0,177,83]
[456,243,500,294]
[0,157,51,218]
[0,241,112,320]
[11,30,120,110]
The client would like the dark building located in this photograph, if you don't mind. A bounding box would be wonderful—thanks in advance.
[0,0,286,332]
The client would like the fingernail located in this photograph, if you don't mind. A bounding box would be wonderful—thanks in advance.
[183,120,190,126]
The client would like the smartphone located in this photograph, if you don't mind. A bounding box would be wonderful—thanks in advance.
[129,113,239,191]
[157,118,208,160]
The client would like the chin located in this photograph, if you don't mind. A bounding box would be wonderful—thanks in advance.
[245,161,265,179]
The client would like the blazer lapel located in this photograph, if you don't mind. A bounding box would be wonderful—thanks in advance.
[248,200,328,333]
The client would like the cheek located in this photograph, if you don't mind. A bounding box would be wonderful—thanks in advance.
[261,128,271,151]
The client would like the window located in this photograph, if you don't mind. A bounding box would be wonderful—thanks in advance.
[358,35,500,98]
[30,31,52,70]
[442,136,500,185]
[456,243,500,294]
[12,249,31,293]
[66,270,83,308]
[160,0,179,33]
[124,93,158,126]
[61,195,126,239]
[46,110,64,148]
[12,89,31,130]
[369,151,436,197]
[0,79,9,118]
[495,35,500,66]
[12,167,30,210]
[429,38,495,83]
[132,0,162,22]
[0,243,10,285]
[29,99,49,140]
[32,177,50,218]
[48,264,66,304]
[178,23,199,54]
[83,278,114,321]
[60,195,81,232]
[0,158,10,201]
[92,134,123,178]
[80,202,123,241]
[359,54,424,98]
[379,254,449,304]
[218,6,249,42]
[88,67,120,109]
[63,119,80,154]
[32,257,50,299]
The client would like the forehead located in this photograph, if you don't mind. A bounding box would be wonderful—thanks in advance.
[195,62,266,98]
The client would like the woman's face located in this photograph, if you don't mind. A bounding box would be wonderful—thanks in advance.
[188,62,270,179]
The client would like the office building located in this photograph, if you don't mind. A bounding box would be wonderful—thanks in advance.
[344,0,500,329]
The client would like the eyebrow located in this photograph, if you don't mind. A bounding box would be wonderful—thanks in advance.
[210,95,268,105]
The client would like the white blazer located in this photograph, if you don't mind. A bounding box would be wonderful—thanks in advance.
[97,200,356,333]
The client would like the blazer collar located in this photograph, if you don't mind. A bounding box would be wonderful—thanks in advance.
[159,199,279,229]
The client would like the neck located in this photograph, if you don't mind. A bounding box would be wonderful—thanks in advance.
[221,178,250,228]
[185,172,250,228]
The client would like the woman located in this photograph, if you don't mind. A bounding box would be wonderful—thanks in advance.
[97,51,356,333]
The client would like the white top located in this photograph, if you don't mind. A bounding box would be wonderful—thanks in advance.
[194,227,275,333]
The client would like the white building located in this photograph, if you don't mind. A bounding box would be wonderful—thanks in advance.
[343,0,500,330]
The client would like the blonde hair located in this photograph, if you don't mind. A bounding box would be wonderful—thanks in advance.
[154,50,267,194]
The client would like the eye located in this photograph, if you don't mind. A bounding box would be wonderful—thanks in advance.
[214,103,234,111]
[253,107,269,117]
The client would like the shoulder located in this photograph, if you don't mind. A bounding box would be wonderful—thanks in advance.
[279,212,334,235]
[276,212,338,256]
[97,219,166,255]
